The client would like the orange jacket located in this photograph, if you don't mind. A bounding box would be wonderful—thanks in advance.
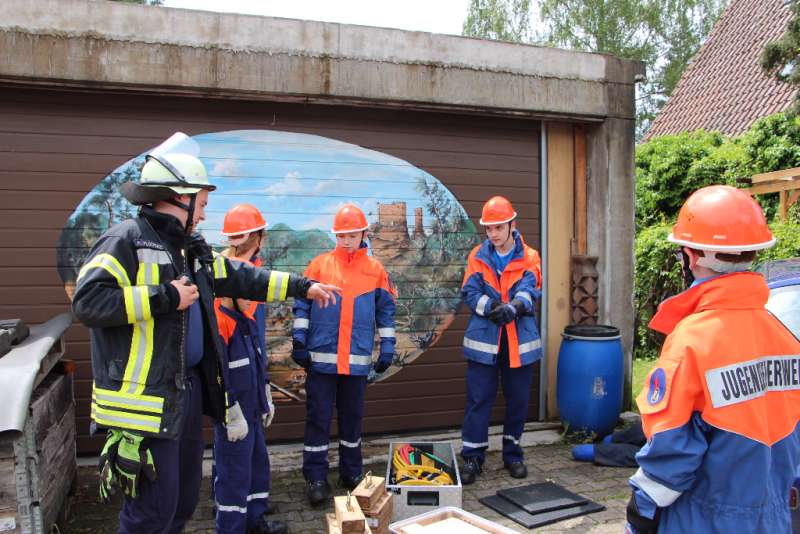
[461,232,542,367]
[292,245,396,376]
[631,273,800,533]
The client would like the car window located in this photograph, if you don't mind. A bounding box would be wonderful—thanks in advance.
[766,285,800,340]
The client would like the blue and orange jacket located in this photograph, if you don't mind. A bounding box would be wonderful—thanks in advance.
[214,256,270,422]
[461,231,542,367]
[292,243,396,376]
[631,272,800,534]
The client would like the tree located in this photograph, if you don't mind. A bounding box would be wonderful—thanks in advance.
[761,0,800,114]
[462,0,727,139]
[462,0,533,42]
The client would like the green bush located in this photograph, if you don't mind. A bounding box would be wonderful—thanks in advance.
[635,130,729,228]
[633,224,682,360]
[758,221,800,263]
[633,112,800,360]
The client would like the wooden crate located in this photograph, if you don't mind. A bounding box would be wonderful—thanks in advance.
[0,372,76,534]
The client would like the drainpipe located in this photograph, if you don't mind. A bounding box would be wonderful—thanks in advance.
[539,122,549,421]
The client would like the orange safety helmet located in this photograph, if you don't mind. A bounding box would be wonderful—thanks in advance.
[332,204,369,234]
[668,185,775,252]
[480,196,517,225]
[222,204,267,237]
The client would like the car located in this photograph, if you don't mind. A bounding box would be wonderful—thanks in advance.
[759,259,800,533]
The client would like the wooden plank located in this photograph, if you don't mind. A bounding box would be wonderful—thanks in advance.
[751,166,800,184]
[573,125,587,255]
[780,190,789,221]
[29,374,73,443]
[746,177,800,195]
[334,495,366,533]
[546,123,575,418]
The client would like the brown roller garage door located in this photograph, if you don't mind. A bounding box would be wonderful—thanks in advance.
[0,87,541,454]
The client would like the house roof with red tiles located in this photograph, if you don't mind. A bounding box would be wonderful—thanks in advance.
[644,0,797,140]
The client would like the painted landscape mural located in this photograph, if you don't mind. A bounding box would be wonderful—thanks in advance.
[57,130,480,402]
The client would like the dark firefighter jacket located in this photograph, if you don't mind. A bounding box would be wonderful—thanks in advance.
[72,207,311,440]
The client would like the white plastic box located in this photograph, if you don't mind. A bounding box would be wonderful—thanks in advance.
[388,506,519,534]
[384,441,462,522]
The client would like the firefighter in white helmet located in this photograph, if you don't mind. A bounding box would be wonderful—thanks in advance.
[73,133,339,533]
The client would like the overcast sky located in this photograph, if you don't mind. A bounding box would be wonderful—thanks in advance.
[161,0,471,36]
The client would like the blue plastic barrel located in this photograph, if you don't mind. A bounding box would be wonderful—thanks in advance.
[557,324,623,438]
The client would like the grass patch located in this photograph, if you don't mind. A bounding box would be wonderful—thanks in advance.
[632,358,658,411]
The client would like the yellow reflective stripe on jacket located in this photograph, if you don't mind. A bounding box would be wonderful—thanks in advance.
[77,253,131,286]
[92,385,164,414]
[122,262,160,395]
[123,286,152,324]
[267,271,290,301]
[213,253,227,279]
[136,262,159,285]
[122,316,155,396]
[91,402,162,433]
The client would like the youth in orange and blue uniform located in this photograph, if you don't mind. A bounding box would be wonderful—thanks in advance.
[292,241,396,483]
[212,254,276,534]
[628,273,800,533]
[460,230,542,466]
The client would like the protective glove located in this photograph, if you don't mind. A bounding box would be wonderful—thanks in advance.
[98,429,123,503]
[626,493,659,534]
[488,303,517,325]
[114,430,157,500]
[262,383,276,429]
[291,340,311,370]
[187,232,214,266]
[225,401,249,442]
[373,352,393,374]
[510,298,527,316]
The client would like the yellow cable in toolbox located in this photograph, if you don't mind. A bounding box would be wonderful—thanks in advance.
[391,446,454,486]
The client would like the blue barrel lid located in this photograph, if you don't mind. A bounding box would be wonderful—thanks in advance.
[562,324,621,340]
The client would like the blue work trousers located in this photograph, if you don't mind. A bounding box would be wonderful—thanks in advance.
[461,336,535,465]
[302,371,367,482]
[118,369,205,534]
[213,419,270,534]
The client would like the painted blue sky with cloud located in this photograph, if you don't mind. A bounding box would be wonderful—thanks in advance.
[191,130,445,245]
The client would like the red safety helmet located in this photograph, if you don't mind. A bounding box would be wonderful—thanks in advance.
[332,204,369,234]
[480,196,517,225]
[668,185,775,252]
[222,204,267,237]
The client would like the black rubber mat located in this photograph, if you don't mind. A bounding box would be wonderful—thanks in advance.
[480,494,605,529]
[496,481,589,514]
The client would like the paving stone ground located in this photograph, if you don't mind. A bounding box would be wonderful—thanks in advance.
[63,440,633,533]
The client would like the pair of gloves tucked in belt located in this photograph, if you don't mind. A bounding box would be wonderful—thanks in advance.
[486,298,527,325]
[224,383,276,442]
[99,429,156,502]
[291,340,393,374]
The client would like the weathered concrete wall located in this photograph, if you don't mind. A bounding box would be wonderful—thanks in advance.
[0,0,641,120]
[586,118,637,409]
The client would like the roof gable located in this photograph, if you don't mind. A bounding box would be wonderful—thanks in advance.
[645,0,796,140]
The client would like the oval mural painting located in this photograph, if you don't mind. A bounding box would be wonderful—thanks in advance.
[57,130,480,401]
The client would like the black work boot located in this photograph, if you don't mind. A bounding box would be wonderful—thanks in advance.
[504,461,528,479]
[247,515,288,534]
[460,457,482,485]
[338,473,364,491]
[306,479,332,507]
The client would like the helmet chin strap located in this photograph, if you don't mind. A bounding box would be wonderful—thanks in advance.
[679,249,695,288]
[165,195,196,235]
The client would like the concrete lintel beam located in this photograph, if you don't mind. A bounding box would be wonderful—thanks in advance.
[1,0,639,120]
[0,30,636,119]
